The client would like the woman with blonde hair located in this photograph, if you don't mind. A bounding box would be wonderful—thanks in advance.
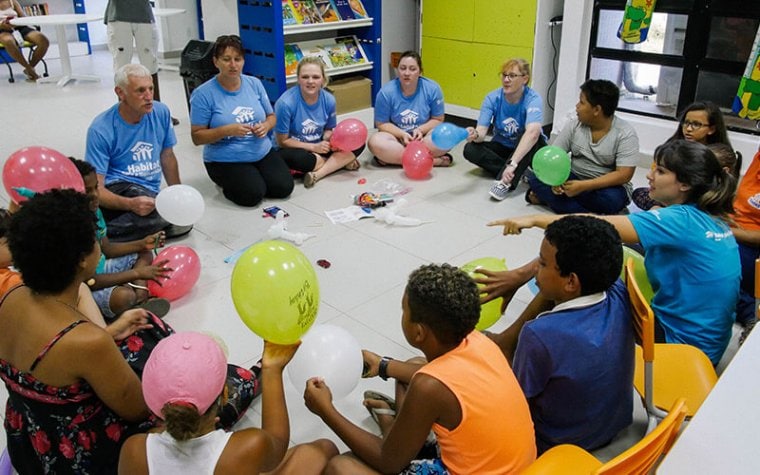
[464,58,547,201]
[275,56,364,188]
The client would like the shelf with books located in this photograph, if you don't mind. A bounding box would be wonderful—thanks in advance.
[237,0,380,106]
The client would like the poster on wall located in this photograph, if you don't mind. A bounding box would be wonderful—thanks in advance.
[733,25,760,120]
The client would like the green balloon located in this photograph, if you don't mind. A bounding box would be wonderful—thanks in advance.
[620,246,654,303]
[460,257,508,331]
[231,240,319,344]
[533,145,571,186]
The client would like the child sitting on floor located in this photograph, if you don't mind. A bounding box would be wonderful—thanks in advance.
[70,157,171,320]
[118,332,337,474]
[303,263,536,474]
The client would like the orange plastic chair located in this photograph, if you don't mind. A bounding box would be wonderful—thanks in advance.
[625,258,717,431]
[522,398,688,475]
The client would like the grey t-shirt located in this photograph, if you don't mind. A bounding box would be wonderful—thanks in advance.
[552,116,640,195]
[104,0,154,24]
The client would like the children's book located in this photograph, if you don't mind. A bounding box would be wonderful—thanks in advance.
[325,43,353,68]
[336,36,366,64]
[315,0,339,22]
[332,0,354,20]
[301,44,334,69]
[282,0,298,25]
[292,0,322,25]
[284,44,303,76]
[348,0,368,19]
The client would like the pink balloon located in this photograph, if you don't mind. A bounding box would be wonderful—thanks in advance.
[147,246,201,302]
[3,147,85,203]
[330,119,368,152]
[402,142,433,179]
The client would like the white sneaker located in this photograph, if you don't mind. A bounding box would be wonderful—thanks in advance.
[489,181,510,201]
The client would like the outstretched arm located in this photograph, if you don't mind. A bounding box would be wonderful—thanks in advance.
[488,213,640,244]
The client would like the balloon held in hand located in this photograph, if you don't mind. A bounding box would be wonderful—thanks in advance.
[330,118,368,152]
[431,123,469,150]
[3,147,85,203]
[532,146,571,186]
[402,141,433,180]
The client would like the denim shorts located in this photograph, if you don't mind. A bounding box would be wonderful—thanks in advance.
[91,253,139,318]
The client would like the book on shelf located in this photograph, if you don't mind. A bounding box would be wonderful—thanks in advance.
[331,0,354,20]
[21,3,49,16]
[284,43,303,76]
[348,0,368,19]
[282,0,298,25]
[300,44,333,69]
[291,0,322,25]
[314,0,339,22]
[336,36,366,64]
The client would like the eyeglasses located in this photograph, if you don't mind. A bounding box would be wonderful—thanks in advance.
[501,73,526,80]
[682,120,708,130]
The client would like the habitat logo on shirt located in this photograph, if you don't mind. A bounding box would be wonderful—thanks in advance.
[501,117,519,139]
[232,106,256,124]
[130,142,154,161]
[399,109,419,127]
[300,119,322,142]
[127,142,160,176]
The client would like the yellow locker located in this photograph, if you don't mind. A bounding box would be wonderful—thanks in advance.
[473,0,537,48]
[421,0,475,42]
[422,37,474,107]
[472,45,535,108]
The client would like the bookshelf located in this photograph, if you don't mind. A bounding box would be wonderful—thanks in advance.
[236,0,381,104]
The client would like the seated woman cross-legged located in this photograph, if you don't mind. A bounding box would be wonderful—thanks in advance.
[368,51,454,167]
[190,34,294,207]
[275,57,364,189]
[0,0,49,81]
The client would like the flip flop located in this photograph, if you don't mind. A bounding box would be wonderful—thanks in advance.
[372,156,390,167]
[135,297,171,319]
[435,153,454,167]
[363,390,396,426]
[345,159,361,171]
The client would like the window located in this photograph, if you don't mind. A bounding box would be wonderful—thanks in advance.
[589,0,760,134]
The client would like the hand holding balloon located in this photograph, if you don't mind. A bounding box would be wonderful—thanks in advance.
[431,123,469,150]
[402,142,433,179]
[532,146,571,186]
[156,185,205,226]
[330,119,368,152]
[147,246,201,301]
[3,147,85,203]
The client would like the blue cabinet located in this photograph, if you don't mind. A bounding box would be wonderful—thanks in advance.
[236,0,381,103]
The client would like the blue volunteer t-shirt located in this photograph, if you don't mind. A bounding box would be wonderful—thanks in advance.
[477,86,546,148]
[274,86,337,144]
[373,77,445,133]
[190,75,274,163]
[85,101,177,194]
[629,204,740,365]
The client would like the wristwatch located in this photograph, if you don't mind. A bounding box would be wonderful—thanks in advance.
[378,356,393,381]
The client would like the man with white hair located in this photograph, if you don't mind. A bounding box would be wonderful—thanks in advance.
[85,64,190,241]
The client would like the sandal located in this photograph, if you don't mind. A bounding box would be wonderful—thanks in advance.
[434,153,454,168]
[304,171,318,188]
[344,159,361,171]
[135,297,171,319]
[372,156,390,167]
[524,189,542,205]
[363,390,396,425]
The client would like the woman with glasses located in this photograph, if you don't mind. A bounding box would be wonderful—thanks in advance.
[463,58,548,201]
[368,51,454,167]
[274,57,364,189]
[190,35,294,207]
[632,101,735,210]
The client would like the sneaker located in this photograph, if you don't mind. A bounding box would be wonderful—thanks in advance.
[489,181,510,201]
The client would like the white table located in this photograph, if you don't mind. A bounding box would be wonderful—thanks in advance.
[152,8,186,72]
[658,326,760,474]
[10,13,103,87]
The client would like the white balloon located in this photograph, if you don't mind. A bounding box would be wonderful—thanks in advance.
[156,184,205,226]
[287,324,363,400]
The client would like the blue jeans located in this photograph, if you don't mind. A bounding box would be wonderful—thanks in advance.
[101,181,169,242]
[736,241,759,327]
[528,172,630,215]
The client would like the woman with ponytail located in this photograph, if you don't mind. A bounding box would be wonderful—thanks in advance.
[488,140,740,366]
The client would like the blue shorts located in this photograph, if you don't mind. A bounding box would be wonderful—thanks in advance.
[91,253,139,318]
[400,437,448,475]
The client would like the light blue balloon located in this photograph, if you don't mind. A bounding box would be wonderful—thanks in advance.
[431,123,469,150]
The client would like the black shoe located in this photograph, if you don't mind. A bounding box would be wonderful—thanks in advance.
[171,117,180,126]
[135,297,171,319]
[164,224,193,239]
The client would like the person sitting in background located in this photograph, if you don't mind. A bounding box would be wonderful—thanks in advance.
[491,140,739,367]
[304,263,536,474]
[368,51,454,167]
[0,0,48,81]
[118,333,336,474]
[86,63,189,242]
[190,34,293,207]
[632,101,735,210]
[71,157,171,321]
[526,79,639,215]
[488,216,634,454]
[275,57,364,189]
[463,58,547,201]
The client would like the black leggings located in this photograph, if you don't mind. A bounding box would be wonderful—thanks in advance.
[204,149,294,207]
[280,144,366,173]
[463,137,547,190]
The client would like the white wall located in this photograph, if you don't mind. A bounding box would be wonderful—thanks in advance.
[199,0,238,40]
[553,0,758,170]
[381,0,418,85]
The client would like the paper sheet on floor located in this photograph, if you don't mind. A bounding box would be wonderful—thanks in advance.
[325,206,373,224]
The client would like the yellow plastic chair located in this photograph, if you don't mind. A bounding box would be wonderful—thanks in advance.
[0,30,48,83]
[522,398,688,475]
[625,258,717,431]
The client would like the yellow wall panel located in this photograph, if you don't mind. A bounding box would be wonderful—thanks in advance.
[421,37,473,107]
[470,45,534,109]
[473,0,537,48]
[421,0,474,42]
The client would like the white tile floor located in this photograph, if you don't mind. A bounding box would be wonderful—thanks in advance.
[0,49,742,463]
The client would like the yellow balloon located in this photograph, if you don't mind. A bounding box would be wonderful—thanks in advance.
[231,240,319,344]
[460,257,508,330]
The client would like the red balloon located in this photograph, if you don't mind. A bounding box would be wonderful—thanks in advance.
[2,147,85,203]
[147,246,201,302]
[402,142,433,179]
[330,118,368,152]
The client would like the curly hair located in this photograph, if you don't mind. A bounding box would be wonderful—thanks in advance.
[68,156,95,178]
[405,263,481,345]
[161,399,221,441]
[545,216,622,295]
[8,189,97,294]
[654,139,736,218]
